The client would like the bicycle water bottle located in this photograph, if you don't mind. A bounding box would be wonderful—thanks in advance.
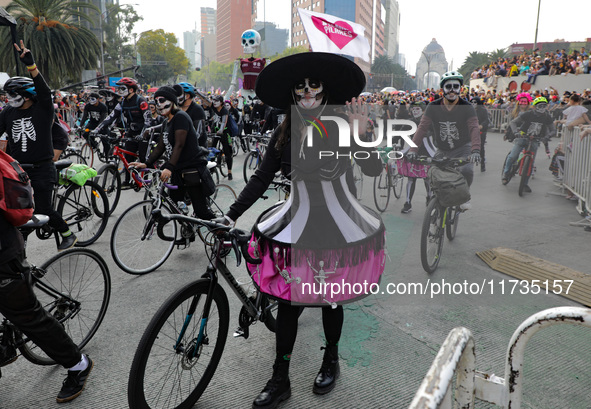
[177,201,189,215]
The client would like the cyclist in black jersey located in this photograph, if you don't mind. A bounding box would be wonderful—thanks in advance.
[174,82,207,147]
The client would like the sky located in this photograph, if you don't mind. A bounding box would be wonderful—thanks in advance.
[122,0,591,73]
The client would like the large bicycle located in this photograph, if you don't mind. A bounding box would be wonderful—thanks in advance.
[127,210,277,409]
[416,156,470,273]
[501,137,539,197]
[373,147,404,211]
[110,170,237,275]
[243,133,271,183]
[0,215,111,369]
[23,160,110,247]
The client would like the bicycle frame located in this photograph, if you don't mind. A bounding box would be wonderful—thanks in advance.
[517,142,537,178]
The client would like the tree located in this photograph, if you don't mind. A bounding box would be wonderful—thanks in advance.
[370,54,412,90]
[0,0,100,87]
[458,51,490,79]
[489,48,508,62]
[101,4,142,73]
[136,30,189,85]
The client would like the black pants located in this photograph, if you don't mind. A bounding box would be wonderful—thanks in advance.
[480,131,487,163]
[27,163,69,234]
[217,133,233,171]
[169,173,215,220]
[0,253,81,368]
[276,304,343,359]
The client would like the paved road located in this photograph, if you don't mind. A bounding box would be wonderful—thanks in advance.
[2,133,590,409]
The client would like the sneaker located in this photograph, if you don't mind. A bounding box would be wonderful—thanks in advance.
[56,355,93,403]
[58,233,78,251]
[459,201,472,211]
[401,203,412,213]
[228,173,233,181]
[523,185,532,193]
[584,226,591,232]
[501,174,510,185]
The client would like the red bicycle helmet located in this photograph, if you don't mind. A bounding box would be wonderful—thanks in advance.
[116,77,139,90]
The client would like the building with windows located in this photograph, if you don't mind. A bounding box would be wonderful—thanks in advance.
[216,0,254,63]
[290,0,385,73]
[200,7,217,67]
[253,21,288,57]
[382,0,399,61]
[184,29,202,69]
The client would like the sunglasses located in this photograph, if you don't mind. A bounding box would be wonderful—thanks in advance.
[7,91,19,98]
[155,97,168,104]
[444,83,461,91]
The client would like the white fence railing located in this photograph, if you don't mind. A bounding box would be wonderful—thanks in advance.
[487,108,509,132]
[408,307,591,409]
[560,127,591,221]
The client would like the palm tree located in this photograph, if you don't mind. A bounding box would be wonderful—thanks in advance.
[458,51,490,79]
[0,0,100,87]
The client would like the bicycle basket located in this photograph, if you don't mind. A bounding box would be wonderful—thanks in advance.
[428,166,470,207]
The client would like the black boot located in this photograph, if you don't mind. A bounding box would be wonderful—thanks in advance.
[252,359,291,409]
[313,344,340,395]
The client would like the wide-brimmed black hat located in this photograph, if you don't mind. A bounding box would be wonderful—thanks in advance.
[255,52,366,109]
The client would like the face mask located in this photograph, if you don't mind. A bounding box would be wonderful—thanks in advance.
[117,86,129,97]
[7,94,25,108]
[443,80,461,101]
[155,97,172,115]
[294,78,324,109]
[213,101,222,108]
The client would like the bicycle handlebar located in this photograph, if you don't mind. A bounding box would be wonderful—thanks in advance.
[413,156,471,167]
[150,209,262,265]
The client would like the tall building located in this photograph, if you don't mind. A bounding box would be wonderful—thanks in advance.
[290,0,385,73]
[253,21,288,56]
[200,7,217,67]
[382,0,400,61]
[216,0,253,64]
[184,29,202,69]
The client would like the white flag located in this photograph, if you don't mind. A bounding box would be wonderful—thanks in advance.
[297,8,371,62]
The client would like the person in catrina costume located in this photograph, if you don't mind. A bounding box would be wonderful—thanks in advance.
[216,52,385,408]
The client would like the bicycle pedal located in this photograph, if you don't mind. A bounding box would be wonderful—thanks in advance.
[233,326,249,339]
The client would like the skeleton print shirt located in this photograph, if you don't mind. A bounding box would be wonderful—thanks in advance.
[80,102,108,129]
[0,74,54,164]
[411,98,481,153]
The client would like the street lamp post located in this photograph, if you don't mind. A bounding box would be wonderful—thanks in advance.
[422,51,434,91]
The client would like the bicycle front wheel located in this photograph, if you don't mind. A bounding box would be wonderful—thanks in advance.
[518,155,532,197]
[445,206,461,241]
[420,197,445,273]
[19,248,111,365]
[243,151,261,183]
[353,162,364,200]
[62,151,87,166]
[373,166,390,212]
[111,200,177,275]
[96,163,121,216]
[128,280,230,409]
[57,180,109,246]
[391,166,404,199]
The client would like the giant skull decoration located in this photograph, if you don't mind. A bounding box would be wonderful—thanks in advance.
[241,29,261,54]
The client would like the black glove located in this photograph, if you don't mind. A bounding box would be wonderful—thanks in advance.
[406,151,418,162]
[470,150,481,164]
[213,215,235,228]
[19,49,35,66]
[134,134,145,142]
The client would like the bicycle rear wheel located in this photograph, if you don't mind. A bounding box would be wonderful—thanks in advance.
[373,166,390,212]
[62,150,87,166]
[518,155,532,197]
[391,166,404,199]
[79,143,94,168]
[445,206,461,241]
[420,197,445,273]
[57,180,109,246]
[232,136,240,157]
[128,280,230,409]
[111,200,177,275]
[19,248,111,365]
[96,163,121,216]
[243,151,261,183]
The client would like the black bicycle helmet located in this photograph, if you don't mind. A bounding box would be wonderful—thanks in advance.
[3,76,36,97]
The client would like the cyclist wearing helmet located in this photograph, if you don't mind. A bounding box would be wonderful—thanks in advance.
[399,101,435,213]
[98,89,119,114]
[208,94,234,180]
[470,97,489,171]
[94,77,149,188]
[406,71,481,210]
[174,82,207,147]
[502,96,555,192]
[0,41,77,251]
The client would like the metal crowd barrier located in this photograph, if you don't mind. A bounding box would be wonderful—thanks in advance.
[409,307,591,409]
[486,108,509,132]
[561,126,591,223]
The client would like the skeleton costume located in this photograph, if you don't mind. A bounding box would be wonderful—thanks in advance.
[227,52,384,306]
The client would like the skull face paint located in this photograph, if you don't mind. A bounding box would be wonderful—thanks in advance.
[410,106,423,119]
[7,94,25,108]
[534,103,547,114]
[293,78,324,110]
[442,80,461,101]
[213,101,222,108]
[88,97,98,105]
[155,97,172,115]
[117,85,129,97]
